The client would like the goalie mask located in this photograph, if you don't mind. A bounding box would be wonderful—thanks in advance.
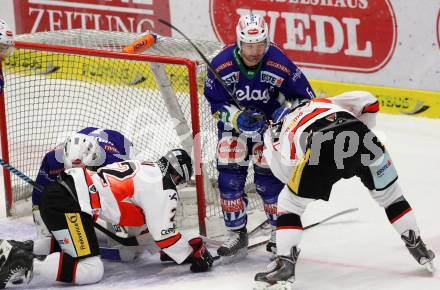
[63,133,104,170]
[236,14,269,53]
[158,149,193,188]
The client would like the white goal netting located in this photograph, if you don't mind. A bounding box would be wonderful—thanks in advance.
[1,29,265,234]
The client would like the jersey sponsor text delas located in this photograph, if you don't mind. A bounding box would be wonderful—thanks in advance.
[204,43,315,119]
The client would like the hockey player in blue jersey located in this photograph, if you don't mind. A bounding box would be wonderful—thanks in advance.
[203,14,316,258]
[32,127,143,238]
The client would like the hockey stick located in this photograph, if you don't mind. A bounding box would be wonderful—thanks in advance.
[247,208,359,250]
[0,159,42,191]
[0,158,146,247]
[203,219,270,247]
[303,208,358,230]
[210,208,359,261]
[158,19,244,111]
[209,207,359,260]
[249,219,270,237]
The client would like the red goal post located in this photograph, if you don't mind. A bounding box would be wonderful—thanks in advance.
[0,29,264,236]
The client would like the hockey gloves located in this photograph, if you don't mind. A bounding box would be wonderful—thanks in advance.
[236,109,267,137]
[271,106,292,124]
[188,237,213,273]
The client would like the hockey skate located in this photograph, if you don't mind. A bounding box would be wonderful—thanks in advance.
[401,230,435,272]
[0,240,33,253]
[254,247,300,290]
[0,239,47,261]
[217,228,248,263]
[0,240,34,289]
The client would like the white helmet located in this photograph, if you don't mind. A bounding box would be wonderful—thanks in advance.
[63,133,104,169]
[0,19,14,47]
[236,14,269,52]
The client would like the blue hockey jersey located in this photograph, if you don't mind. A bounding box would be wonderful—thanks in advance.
[0,68,4,94]
[32,127,137,205]
[204,43,315,131]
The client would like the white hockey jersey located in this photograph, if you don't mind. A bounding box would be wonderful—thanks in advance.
[65,160,192,263]
[263,91,379,184]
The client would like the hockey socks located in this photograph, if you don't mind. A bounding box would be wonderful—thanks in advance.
[276,213,303,257]
[385,197,420,237]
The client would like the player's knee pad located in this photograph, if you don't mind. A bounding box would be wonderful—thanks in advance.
[254,173,284,226]
[277,186,314,216]
[218,170,248,229]
[216,135,248,170]
[74,256,104,285]
[370,181,403,208]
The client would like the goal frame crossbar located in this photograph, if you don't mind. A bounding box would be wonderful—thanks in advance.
[0,40,209,235]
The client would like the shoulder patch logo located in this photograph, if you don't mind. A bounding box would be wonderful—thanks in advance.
[260,71,284,87]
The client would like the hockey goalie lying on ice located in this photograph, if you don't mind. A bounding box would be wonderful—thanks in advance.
[0,149,213,289]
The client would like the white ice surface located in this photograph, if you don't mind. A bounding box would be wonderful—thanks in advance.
[1,113,440,290]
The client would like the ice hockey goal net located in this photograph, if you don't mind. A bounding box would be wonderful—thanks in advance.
[0,29,264,236]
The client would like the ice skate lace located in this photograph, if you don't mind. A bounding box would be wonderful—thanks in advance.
[222,231,241,248]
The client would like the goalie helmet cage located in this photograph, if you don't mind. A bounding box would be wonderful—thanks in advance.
[0,29,263,236]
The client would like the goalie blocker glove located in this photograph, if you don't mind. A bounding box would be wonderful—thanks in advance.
[188,238,213,273]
